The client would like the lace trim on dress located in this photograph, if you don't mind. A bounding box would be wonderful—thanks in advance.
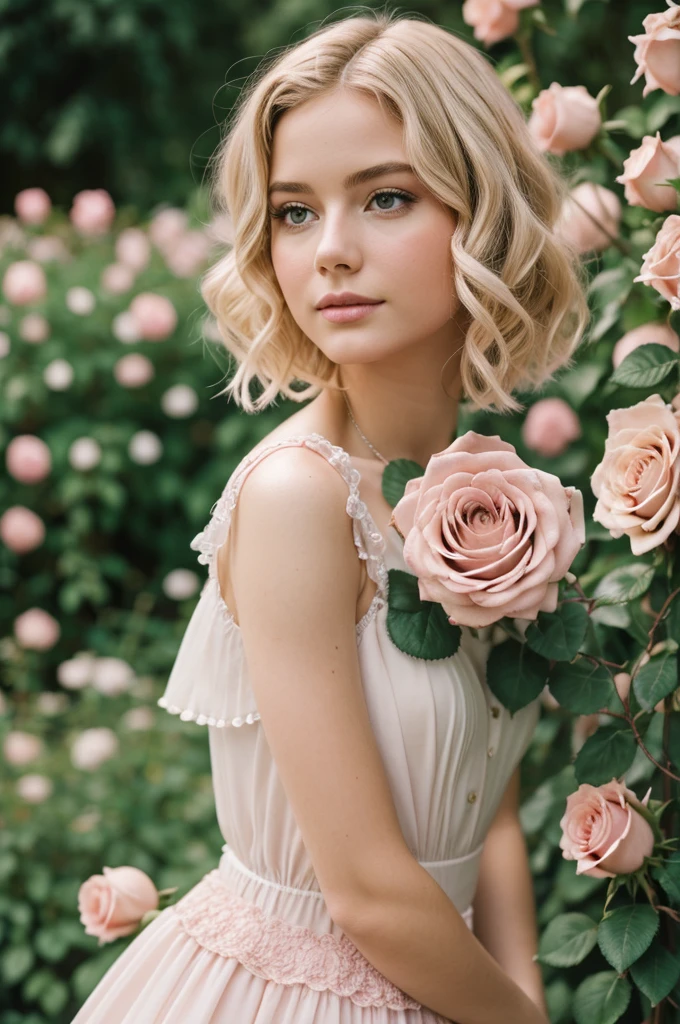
[190,433,389,636]
[172,869,423,1011]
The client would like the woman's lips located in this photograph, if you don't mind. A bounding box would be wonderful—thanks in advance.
[319,302,385,323]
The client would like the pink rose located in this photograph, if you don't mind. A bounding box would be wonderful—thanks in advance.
[0,506,45,553]
[114,353,155,388]
[14,608,60,650]
[389,432,585,628]
[70,727,119,770]
[128,292,178,341]
[2,260,47,305]
[521,397,582,457]
[115,228,151,272]
[556,183,622,254]
[19,313,50,343]
[3,730,43,766]
[5,434,52,484]
[667,134,680,162]
[629,2,680,98]
[163,230,212,278]
[559,778,654,878]
[462,0,538,47]
[591,394,680,553]
[528,83,602,156]
[149,207,188,250]
[78,865,159,944]
[634,214,680,309]
[612,322,680,369]
[100,263,135,295]
[17,773,53,804]
[14,188,51,226]
[70,189,116,237]
[615,132,680,212]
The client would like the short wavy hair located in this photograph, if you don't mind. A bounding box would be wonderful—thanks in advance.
[201,10,590,414]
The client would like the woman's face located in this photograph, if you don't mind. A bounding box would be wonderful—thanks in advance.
[268,87,461,369]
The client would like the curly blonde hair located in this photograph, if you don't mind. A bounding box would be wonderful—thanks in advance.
[201,10,590,414]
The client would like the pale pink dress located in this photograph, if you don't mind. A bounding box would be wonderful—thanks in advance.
[71,433,541,1024]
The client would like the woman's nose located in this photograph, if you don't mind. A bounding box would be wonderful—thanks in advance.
[313,209,362,274]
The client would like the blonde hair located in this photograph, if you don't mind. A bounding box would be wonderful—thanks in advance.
[201,10,590,414]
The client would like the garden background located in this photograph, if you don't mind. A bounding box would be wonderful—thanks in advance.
[1,0,679,1022]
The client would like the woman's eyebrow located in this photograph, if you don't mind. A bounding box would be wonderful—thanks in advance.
[268,161,415,197]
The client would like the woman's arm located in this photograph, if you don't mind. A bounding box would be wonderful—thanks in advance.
[472,767,548,1016]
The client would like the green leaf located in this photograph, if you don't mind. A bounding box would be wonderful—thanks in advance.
[381,458,425,509]
[486,638,550,714]
[574,723,637,785]
[633,652,678,711]
[610,343,679,388]
[537,913,599,967]
[1,945,35,984]
[593,563,655,606]
[548,657,615,714]
[72,945,123,1002]
[651,854,680,906]
[629,936,680,1006]
[385,569,461,660]
[39,979,69,1016]
[597,904,659,972]
[572,971,631,1024]
[525,603,589,661]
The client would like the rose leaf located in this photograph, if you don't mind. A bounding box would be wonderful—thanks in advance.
[548,657,615,714]
[630,936,680,1007]
[381,459,426,509]
[536,912,599,968]
[573,723,637,785]
[385,568,461,660]
[633,652,678,711]
[609,343,680,389]
[597,904,659,974]
[650,853,680,906]
[572,971,631,1024]
[525,603,590,661]
[593,563,655,607]
[486,638,549,715]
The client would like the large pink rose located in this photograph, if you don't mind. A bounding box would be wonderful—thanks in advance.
[78,865,159,944]
[615,131,680,212]
[559,779,654,878]
[556,183,622,255]
[635,214,680,310]
[528,83,602,157]
[591,394,680,553]
[462,0,538,47]
[389,432,585,629]
[629,2,680,98]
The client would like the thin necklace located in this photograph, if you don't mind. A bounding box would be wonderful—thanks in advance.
[342,391,390,466]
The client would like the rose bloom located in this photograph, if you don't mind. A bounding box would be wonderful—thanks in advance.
[462,0,538,47]
[148,207,188,250]
[528,83,602,157]
[114,353,155,388]
[635,214,680,310]
[2,260,47,305]
[389,431,585,628]
[629,2,680,98]
[4,730,43,766]
[78,865,159,945]
[5,434,52,483]
[616,132,680,213]
[14,608,60,650]
[19,312,50,343]
[17,773,53,804]
[128,292,177,341]
[0,506,45,554]
[69,189,116,236]
[70,727,119,770]
[612,321,680,369]
[556,183,622,255]
[521,397,582,457]
[100,263,135,296]
[15,188,51,226]
[591,394,680,553]
[559,778,654,878]
[115,227,151,273]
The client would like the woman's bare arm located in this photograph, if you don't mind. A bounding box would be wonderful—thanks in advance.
[472,768,548,1015]
[230,446,549,1024]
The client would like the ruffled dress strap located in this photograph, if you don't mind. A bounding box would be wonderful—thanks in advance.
[157,433,388,728]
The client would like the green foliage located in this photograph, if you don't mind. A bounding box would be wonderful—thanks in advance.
[385,568,462,659]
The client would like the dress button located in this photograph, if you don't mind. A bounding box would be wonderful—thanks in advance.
[467,791,477,804]
[487,746,495,757]
[490,706,500,718]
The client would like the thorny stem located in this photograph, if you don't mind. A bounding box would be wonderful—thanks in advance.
[646,586,680,650]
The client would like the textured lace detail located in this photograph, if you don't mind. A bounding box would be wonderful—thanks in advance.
[172,869,422,1010]
[190,433,389,639]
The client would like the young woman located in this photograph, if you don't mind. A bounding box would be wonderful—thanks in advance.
[72,11,588,1023]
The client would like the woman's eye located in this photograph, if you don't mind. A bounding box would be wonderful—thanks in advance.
[269,189,414,229]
